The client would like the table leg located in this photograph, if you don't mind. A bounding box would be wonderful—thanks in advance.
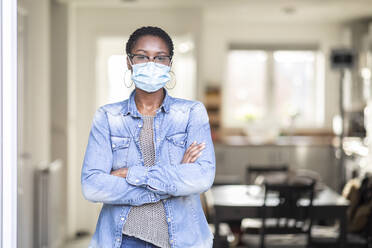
[339,210,347,248]
[214,219,221,248]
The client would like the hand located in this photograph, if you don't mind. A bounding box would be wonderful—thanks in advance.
[110,168,128,178]
[181,141,206,164]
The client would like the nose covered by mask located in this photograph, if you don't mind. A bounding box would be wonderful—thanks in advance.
[131,62,171,93]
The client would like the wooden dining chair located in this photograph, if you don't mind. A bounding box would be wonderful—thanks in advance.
[246,164,289,185]
[242,163,290,240]
[242,180,316,248]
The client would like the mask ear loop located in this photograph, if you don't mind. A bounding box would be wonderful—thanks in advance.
[165,70,176,90]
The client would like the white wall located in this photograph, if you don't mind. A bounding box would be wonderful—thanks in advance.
[19,0,51,168]
[51,1,69,244]
[17,0,51,247]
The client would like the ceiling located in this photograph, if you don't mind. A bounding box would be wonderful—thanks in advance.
[57,0,372,23]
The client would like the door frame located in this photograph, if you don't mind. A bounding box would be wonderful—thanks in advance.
[1,0,18,247]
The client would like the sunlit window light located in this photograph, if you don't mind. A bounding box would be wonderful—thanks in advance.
[274,51,315,63]
[224,49,322,129]
[107,55,132,103]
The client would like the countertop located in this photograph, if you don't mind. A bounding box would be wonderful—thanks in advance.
[215,135,335,147]
[214,135,368,157]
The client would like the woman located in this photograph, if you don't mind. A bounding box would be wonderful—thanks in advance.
[81,26,216,248]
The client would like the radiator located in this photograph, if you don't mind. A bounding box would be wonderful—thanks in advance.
[34,159,64,248]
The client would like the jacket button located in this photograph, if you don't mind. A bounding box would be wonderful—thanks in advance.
[167,218,171,222]
[121,217,124,221]
[112,144,116,148]
[117,238,120,242]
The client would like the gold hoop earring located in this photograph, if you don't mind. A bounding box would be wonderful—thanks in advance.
[165,71,176,90]
[124,70,133,88]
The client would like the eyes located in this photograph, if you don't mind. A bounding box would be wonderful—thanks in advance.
[129,54,172,66]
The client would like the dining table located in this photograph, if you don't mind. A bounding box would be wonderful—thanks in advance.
[210,184,350,248]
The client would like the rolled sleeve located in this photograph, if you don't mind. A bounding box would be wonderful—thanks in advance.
[126,166,148,186]
[127,166,175,195]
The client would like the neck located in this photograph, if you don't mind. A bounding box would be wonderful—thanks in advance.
[134,88,165,116]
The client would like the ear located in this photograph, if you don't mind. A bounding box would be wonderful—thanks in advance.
[126,57,132,70]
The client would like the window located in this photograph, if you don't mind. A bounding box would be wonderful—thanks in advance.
[224,48,323,129]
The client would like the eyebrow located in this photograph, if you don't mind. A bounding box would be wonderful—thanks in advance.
[133,49,169,55]
[134,49,147,53]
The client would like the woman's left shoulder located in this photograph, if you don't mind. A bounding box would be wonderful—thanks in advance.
[169,97,205,112]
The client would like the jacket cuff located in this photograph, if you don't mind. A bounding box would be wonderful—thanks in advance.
[126,166,148,186]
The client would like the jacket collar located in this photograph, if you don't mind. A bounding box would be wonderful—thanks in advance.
[122,88,171,117]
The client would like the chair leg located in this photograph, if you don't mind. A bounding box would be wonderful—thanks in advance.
[260,234,265,248]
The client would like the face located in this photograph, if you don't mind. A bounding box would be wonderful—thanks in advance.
[127,35,171,70]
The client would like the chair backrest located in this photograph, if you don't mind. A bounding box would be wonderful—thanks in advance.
[246,164,289,185]
[259,181,316,248]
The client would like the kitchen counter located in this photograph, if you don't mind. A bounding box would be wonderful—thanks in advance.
[213,135,367,190]
[213,135,338,189]
[216,135,334,147]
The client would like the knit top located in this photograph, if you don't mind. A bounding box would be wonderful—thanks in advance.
[122,116,170,248]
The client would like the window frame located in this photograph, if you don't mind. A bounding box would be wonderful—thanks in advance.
[225,44,324,131]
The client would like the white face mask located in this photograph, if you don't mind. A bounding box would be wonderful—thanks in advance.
[131,62,171,93]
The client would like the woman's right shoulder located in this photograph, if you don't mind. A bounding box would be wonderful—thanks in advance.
[96,99,129,117]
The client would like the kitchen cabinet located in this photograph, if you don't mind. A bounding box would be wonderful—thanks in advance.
[214,139,338,190]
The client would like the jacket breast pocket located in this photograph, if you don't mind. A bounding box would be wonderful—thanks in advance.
[166,132,187,165]
[110,136,131,169]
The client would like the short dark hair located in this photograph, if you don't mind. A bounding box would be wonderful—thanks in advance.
[126,26,174,57]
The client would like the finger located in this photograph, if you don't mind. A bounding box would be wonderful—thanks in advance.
[186,146,201,156]
[190,146,206,158]
[182,142,205,163]
[187,141,197,149]
[189,144,206,155]
[189,148,202,158]
[184,146,200,158]
[183,148,200,162]
[190,143,205,151]
[187,142,205,153]
[182,154,191,163]
[190,151,203,163]
[185,144,197,154]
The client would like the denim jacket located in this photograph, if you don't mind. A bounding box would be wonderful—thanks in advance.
[81,89,216,248]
